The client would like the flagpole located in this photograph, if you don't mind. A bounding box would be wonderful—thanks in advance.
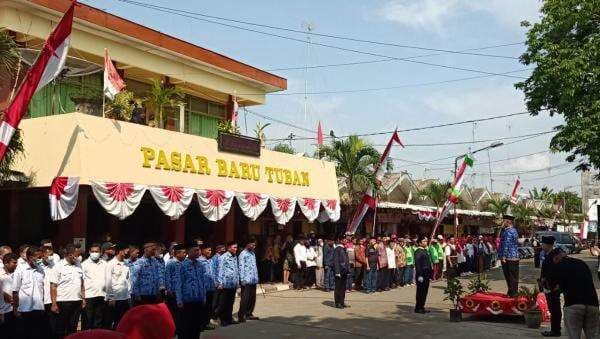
[372,199,377,237]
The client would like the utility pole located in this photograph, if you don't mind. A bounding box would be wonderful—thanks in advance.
[487,148,494,192]
[302,21,314,156]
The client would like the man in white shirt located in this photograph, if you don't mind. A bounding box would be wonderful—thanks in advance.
[293,237,308,290]
[12,246,46,339]
[16,244,30,273]
[51,244,85,337]
[0,245,12,270]
[105,244,131,329]
[82,243,107,330]
[41,246,58,339]
[0,252,18,337]
[40,239,61,265]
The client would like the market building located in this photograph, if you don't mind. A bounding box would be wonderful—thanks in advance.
[0,0,340,248]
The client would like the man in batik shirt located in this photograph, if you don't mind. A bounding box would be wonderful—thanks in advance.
[238,238,259,323]
[217,241,240,326]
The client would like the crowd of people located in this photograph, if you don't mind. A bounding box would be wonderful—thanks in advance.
[0,238,260,339]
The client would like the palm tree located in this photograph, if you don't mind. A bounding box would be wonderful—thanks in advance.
[144,79,184,128]
[253,122,270,148]
[320,135,380,204]
[486,196,510,216]
[528,186,554,202]
[418,181,451,208]
[512,202,535,230]
[0,31,19,75]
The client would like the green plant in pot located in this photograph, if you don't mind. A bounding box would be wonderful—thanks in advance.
[443,277,464,322]
[144,79,183,128]
[107,90,135,121]
[217,119,240,136]
[467,274,491,294]
[518,285,542,328]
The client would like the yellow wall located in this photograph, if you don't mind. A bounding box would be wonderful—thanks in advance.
[14,113,340,200]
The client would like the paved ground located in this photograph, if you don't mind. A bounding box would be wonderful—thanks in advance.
[204,253,599,339]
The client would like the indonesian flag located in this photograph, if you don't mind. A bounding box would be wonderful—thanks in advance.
[103,49,125,100]
[317,121,324,146]
[510,177,521,204]
[49,176,79,221]
[231,96,239,129]
[0,2,74,163]
[346,130,404,234]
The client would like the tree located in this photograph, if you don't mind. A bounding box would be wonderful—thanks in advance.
[516,1,600,172]
[0,31,19,75]
[486,197,511,222]
[253,122,270,148]
[144,79,184,128]
[512,202,535,230]
[272,143,295,154]
[552,190,582,213]
[528,187,554,202]
[320,135,380,204]
[418,181,451,208]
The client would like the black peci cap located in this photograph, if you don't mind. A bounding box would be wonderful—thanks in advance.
[541,236,555,245]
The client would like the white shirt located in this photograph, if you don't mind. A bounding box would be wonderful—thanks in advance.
[466,244,475,257]
[444,244,455,257]
[105,258,131,301]
[13,264,45,312]
[386,247,396,268]
[293,243,308,268]
[42,263,56,305]
[0,269,13,314]
[305,247,317,268]
[163,253,171,265]
[53,261,84,302]
[82,258,107,298]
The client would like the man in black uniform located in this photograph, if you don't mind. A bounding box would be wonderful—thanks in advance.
[414,235,433,314]
[537,236,562,337]
[333,237,350,309]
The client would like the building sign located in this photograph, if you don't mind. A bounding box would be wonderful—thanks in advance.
[218,133,261,157]
[140,146,310,187]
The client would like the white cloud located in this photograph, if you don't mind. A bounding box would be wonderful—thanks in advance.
[508,153,550,172]
[377,0,541,32]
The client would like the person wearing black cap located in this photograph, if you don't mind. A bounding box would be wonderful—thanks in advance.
[238,238,259,322]
[538,236,562,337]
[100,242,116,262]
[498,214,520,297]
[165,244,186,337]
[332,237,350,308]
[414,235,433,313]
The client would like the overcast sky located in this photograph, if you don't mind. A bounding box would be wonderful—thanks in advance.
[84,0,580,195]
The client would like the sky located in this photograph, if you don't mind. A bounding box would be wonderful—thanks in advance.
[83,0,581,195]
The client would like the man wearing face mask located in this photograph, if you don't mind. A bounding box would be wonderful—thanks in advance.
[51,244,85,337]
[0,253,18,338]
[41,239,61,265]
[131,242,165,305]
[82,243,107,330]
[104,244,132,329]
[12,246,46,339]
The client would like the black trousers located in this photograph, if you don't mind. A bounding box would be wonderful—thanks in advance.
[204,291,215,326]
[415,278,430,311]
[546,291,562,334]
[56,301,82,337]
[293,264,307,289]
[238,284,257,320]
[212,290,221,320]
[218,288,236,324]
[377,267,390,290]
[82,296,106,329]
[334,274,347,306]
[501,260,519,297]
[166,295,183,337]
[0,311,16,339]
[182,301,204,339]
[396,267,405,286]
[44,304,59,339]
[21,310,46,339]
[354,266,364,290]
[306,266,316,287]
[107,299,130,329]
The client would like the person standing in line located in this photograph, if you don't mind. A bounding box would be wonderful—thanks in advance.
[164,244,186,337]
[176,243,207,339]
[444,236,459,280]
[354,238,367,291]
[364,237,379,294]
[403,239,415,285]
[131,242,165,305]
[437,235,446,279]
[394,239,407,287]
[51,244,85,337]
[293,237,308,290]
[305,242,317,288]
[345,239,355,292]
[333,237,350,309]
[0,245,12,271]
[538,236,562,337]
[210,245,226,321]
[386,239,397,289]
[315,239,325,289]
[323,238,335,292]
[104,244,131,329]
[428,238,440,281]
[199,244,216,330]
[12,246,45,339]
[124,245,139,268]
[414,236,433,314]
[16,244,30,273]
[100,242,116,263]
[217,241,240,327]
[282,235,294,285]
[81,243,107,330]
[238,238,260,323]
[0,253,18,338]
[41,246,58,338]
[376,238,389,292]
[498,214,520,297]
[552,251,599,339]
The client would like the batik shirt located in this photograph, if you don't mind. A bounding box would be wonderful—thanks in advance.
[176,258,206,305]
[164,258,183,295]
[131,256,164,297]
[238,249,259,285]
[198,256,215,292]
[498,227,519,260]
[210,254,221,287]
[217,252,239,289]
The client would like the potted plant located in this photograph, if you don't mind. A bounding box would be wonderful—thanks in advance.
[467,274,490,294]
[217,119,240,135]
[518,285,542,328]
[144,79,184,128]
[253,122,271,148]
[443,277,464,322]
[106,90,135,120]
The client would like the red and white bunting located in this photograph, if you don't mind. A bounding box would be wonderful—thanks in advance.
[270,197,297,225]
[197,189,235,221]
[148,186,194,220]
[298,198,322,223]
[91,181,147,220]
[235,192,269,221]
[49,176,79,221]
[417,210,437,221]
[322,199,341,222]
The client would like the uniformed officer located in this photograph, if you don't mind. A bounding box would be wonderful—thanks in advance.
[131,242,165,305]
[176,242,207,338]
[165,244,186,337]
[414,235,433,314]
[217,241,240,326]
[238,238,259,322]
[199,244,216,330]
[538,236,562,337]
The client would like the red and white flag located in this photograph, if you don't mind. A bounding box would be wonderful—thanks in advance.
[103,49,125,100]
[231,95,239,129]
[49,176,79,221]
[317,121,324,146]
[346,130,404,234]
[0,2,75,162]
[510,177,521,204]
